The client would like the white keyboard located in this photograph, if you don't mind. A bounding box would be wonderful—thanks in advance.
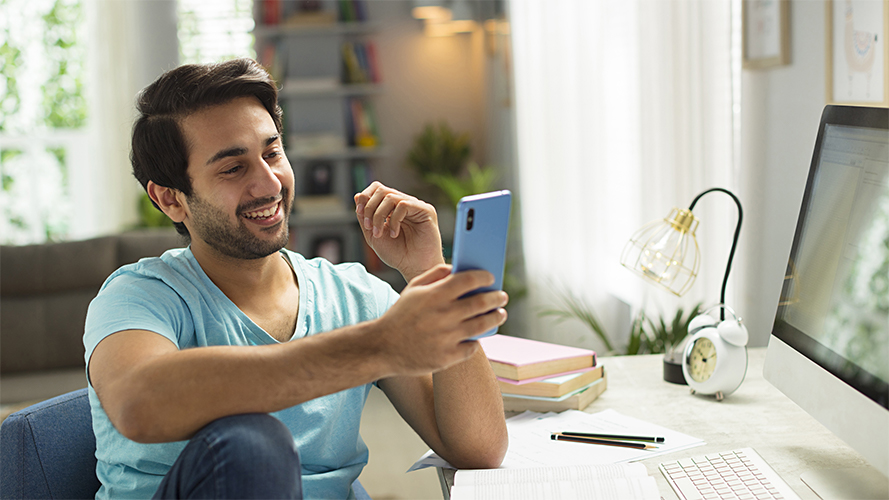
[659,448,801,500]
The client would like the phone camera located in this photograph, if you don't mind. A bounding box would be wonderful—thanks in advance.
[466,209,475,230]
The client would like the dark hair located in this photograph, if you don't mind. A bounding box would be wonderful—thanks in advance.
[130,58,283,236]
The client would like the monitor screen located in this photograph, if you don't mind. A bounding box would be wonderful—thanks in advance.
[766,106,889,490]
[772,111,889,411]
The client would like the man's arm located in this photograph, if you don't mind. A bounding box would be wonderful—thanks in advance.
[378,348,509,470]
[355,183,510,469]
[89,264,502,443]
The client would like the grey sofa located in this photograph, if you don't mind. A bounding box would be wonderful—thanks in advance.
[0,229,184,398]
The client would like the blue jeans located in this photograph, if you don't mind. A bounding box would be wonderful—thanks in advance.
[152,414,302,499]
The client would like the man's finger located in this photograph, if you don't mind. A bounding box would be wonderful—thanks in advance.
[409,264,453,287]
[455,290,509,320]
[440,269,496,298]
[459,308,508,341]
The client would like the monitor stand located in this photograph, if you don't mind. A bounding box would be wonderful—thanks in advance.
[800,467,889,500]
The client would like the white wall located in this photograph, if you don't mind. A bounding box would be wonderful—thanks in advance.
[737,0,830,346]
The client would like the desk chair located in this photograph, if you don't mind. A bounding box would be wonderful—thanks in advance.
[0,389,372,499]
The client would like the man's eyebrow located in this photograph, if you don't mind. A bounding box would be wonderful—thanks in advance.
[205,135,280,166]
[206,147,248,166]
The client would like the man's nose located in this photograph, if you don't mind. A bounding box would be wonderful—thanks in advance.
[249,159,284,198]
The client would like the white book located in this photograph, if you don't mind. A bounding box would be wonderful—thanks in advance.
[450,463,659,500]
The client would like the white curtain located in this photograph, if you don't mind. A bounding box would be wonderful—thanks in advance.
[510,0,738,352]
[74,0,143,240]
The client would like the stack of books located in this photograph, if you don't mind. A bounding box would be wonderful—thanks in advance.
[478,334,607,412]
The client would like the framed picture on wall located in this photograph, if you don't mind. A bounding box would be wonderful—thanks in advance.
[826,0,889,106]
[743,0,791,69]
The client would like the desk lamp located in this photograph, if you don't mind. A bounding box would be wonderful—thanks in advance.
[620,188,744,387]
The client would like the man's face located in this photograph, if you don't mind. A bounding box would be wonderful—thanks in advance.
[179,96,294,260]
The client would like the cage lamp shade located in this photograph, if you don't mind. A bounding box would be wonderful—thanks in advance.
[620,207,701,297]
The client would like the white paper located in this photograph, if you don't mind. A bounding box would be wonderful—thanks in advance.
[407,409,704,472]
[450,463,660,500]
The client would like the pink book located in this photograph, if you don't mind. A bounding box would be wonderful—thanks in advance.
[479,334,596,381]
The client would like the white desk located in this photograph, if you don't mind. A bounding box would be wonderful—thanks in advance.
[439,348,876,499]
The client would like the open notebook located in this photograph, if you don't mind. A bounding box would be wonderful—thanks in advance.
[450,463,659,500]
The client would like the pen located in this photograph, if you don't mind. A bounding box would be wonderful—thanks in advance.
[550,433,657,450]
[558,431,666,443]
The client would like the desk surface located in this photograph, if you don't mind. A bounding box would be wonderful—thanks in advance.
[440,348,874,499]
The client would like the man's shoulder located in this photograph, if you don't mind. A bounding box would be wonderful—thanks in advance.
[101,247,198,293]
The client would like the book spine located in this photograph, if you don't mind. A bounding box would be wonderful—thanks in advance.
[365,42,381,83]
[262,0,282,25]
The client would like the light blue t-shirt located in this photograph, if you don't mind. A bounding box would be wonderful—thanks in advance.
[83,248,400,499]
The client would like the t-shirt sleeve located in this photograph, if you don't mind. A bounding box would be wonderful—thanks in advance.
[83,272,192,371]
[372,275,402,316]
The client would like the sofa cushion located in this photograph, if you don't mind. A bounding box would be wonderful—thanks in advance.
[1,229,183,374]
[1,290,98,373]
[1,237,118,296]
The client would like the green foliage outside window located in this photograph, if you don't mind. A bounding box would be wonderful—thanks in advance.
[0,0,86,244]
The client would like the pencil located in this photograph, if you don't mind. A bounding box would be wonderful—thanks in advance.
[550,433,657,450]
[558,431,665,443]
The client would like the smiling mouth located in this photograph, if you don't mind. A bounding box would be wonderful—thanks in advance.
[242,201,281,220]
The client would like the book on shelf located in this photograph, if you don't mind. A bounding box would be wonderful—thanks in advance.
[341,42,367,84]
[346,98,379,148]
[351,160,374,193]
[258,42,286,85]
[364,42,381,82]
[341,41,380,84]
[501,371,608,413]
[498,364,604,398]
[260,0,282,25]
[338,0,367,22]
[478,334,596,381]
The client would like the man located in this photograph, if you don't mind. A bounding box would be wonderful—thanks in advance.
[84,58,508,499]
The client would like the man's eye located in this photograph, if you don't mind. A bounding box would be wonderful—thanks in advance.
[223,165,242,175]
[264,151,280,160]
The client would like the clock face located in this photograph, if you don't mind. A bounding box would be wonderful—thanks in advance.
[688,337,717,383]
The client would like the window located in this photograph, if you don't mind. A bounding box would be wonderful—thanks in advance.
[178,0,255,65]
[0,0,87,245]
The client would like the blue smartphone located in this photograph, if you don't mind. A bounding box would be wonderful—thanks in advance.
[450,190,512,340]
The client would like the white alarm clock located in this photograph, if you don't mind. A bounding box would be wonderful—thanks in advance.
[682,304,749,401]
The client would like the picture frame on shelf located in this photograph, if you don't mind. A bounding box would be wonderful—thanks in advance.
[313,236,344,264]
[742,0,791,69]
[826,0,889,106]
[306,162,334,195]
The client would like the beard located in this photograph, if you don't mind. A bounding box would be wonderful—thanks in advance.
[185,188,292,260]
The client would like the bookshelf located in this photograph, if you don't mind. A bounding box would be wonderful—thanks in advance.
[254,0,389,276]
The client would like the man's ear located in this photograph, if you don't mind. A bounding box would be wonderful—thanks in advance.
[146,181,187,224]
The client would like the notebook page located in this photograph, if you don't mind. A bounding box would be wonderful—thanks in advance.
[450,463,659,500]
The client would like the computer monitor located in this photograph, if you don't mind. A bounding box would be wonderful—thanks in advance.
[764,105,889,499]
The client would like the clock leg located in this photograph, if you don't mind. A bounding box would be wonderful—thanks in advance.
[715,391,724,401]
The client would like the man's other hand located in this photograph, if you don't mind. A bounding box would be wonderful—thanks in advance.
[354,182,444,281]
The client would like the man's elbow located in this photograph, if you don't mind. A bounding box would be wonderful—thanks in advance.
[449,433,509,470]
[107,392,172,444]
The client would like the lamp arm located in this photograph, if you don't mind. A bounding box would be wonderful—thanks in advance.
[688,188,743,320]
